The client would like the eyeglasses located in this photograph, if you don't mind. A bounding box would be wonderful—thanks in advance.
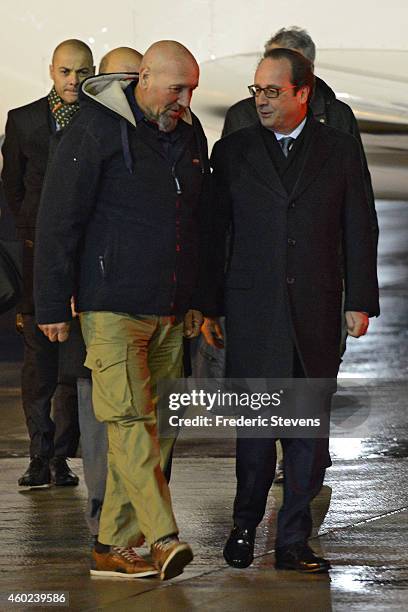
[248,85,297,98]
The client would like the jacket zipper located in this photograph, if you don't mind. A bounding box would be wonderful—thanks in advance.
[98,255,105,278]
[171,164,182,195]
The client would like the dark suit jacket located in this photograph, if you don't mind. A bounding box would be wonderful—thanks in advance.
[1,97,54,312]
[1,97,54,241]
[211,116,380,379]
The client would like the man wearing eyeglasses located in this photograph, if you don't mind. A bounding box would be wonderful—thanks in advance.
[223,27,377,248]
[195,26,378,486]
[208,48,379,573]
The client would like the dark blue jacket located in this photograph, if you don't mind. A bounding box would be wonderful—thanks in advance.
[34,74,212,323]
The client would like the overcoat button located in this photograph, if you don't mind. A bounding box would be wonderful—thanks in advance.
[286,277,295,284]
[96,359,102,368]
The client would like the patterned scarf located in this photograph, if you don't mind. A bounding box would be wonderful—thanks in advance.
[47,86,80,129]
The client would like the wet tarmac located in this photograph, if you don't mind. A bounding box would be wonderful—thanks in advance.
[0,200,407,611]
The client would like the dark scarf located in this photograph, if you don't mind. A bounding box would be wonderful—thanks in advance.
[47,86,80,129]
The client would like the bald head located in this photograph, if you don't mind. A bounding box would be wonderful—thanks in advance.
[51,39,93,65]
[50,40,94,104]
[99,47,143,74]
[139,40,198,74]
[136,40,199,132]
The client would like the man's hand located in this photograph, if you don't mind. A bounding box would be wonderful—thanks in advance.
[201,317,224,349]
[70,296,78,318]
[15,313,24,334]
[38,322,71,343]
[183,309,203,338]
[345,311,369,338]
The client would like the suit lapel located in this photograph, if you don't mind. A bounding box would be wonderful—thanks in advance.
[243,125,287,198]
[26,98,54,152]
[289,119,336,201]
[27,97,52,129]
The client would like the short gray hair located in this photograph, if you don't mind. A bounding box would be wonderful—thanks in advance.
[264,27,316,63]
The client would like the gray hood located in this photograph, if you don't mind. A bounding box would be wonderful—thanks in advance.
[80,73,192,126]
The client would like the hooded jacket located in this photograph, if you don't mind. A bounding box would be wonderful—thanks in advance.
[34,74,211,324]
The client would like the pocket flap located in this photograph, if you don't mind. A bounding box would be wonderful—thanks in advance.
[84,343,127,372]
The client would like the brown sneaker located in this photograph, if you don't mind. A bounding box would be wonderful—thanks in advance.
[151,537,193,580]
[90,546,158,579]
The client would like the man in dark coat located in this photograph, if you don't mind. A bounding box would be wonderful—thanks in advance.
[222,27,378,245]
[197,26,379,484]
[1,39,95,488]
[210,48,379,573]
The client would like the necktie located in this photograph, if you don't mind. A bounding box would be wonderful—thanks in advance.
[279,136,295,157]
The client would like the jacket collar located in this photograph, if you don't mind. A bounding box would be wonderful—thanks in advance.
[310,76,336,123]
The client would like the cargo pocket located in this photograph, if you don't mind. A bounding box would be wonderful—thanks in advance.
[84,343,134,422]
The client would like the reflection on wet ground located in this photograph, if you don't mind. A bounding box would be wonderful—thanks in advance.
[0,201,407,610]
[331,437,408,460]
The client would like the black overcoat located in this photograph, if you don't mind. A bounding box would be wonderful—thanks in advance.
[1,97,53,240]
[211,117,379,379]
[1,97,53,313]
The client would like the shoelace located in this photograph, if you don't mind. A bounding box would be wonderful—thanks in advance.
[112,546,143,562]
[153,537,179,551]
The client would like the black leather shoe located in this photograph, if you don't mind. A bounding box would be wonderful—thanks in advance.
[275,541,331,573]
[18,456,50,487]
[50,457,79,486]
[223,526,255,568]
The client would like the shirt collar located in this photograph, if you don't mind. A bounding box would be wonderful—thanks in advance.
[274,115,307,141]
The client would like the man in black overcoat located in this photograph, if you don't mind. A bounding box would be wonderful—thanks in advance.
[209,48,379,573]
[1,39,95,487]
[196,27,378,485]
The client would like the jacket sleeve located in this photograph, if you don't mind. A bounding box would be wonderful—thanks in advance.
[34,117,102,324]
[207,140,233,316]
[347,108,379,253]
[1,111,26,220]
[332,100,379,253]
[188,117,215,315]
[342,135,380,317]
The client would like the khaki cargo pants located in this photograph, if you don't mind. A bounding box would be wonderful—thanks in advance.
[80,311,183,546]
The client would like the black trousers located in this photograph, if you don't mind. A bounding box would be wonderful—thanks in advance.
[232,353,332,548]
[21,315,80,458]
[233,436,330,547]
